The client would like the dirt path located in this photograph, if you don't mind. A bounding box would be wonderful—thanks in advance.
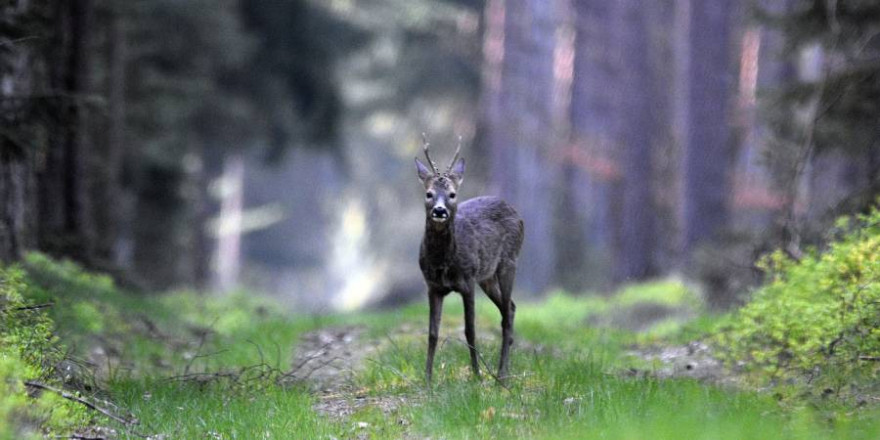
[289,325,413,424]
[624,341,748,390]
[289,322,735,438]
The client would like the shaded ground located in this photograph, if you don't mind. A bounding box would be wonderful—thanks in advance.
[627,341,735,384]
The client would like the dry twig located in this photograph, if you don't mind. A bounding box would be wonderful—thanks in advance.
[25,381,134,426]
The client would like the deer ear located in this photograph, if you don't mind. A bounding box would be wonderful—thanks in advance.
[415,158,433,182]
[449,157,465,184]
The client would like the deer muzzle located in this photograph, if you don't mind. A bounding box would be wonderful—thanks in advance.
[431,204,449,222]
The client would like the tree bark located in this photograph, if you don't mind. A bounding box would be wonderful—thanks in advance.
[615,0,657,282]
[488,0,559,294]
[0,151,30,264]
[564,0,620,289]
[681,0,735,257]
[0,1,35,263]
[38,0,96,262]
[92,8,126,264]
[213,153,245,292]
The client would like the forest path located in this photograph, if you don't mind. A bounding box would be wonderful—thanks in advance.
[286,320,727,428]
[290,325,416,423]
[289,322,512,425]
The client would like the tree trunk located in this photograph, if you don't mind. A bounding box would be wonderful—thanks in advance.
[131,162,185,289]
[213,153,245,292]
[564,0,621,289]
[645,0,680,276]
[681,0,735,257]
[92,8,126,264]
[38,0,96,262]
[488,0,559,294]
[191,146,213,291]
[615,0,657,283]
[0,1,35,263]
[0,151,29,264]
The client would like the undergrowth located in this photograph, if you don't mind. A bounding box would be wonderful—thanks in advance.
[717,205,880,396]
[0,265,90,439]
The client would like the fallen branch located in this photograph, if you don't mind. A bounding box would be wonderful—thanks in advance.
[24,381,135,427]
[52,435,106,440]
[858,355,880,361]
[0,302,54,313]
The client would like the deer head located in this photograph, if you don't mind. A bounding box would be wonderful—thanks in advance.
[415,134,465,227]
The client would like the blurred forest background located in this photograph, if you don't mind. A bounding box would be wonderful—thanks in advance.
[1,0,878,311]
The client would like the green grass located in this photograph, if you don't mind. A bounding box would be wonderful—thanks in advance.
[10,256,880,439]
[110,380,335,439]
[352,293,880,440]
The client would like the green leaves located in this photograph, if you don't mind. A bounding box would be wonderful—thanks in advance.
[0,265,91,439]
[717,204,880,390]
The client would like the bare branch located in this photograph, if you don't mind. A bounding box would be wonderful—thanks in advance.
[52,435,106,440]
[0,302,54,313]
[182,317,218,376]
[25,381,136,427]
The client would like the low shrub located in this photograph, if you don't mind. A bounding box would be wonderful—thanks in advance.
[716,205,880,390]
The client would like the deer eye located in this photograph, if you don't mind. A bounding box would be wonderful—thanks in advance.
[449,192,456,200]
[426,192,434,200]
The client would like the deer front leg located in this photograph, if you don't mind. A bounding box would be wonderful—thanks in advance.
[426,290,444,385]
[462,285,481,379]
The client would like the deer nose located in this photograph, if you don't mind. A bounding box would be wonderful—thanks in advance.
[432,206,448,219]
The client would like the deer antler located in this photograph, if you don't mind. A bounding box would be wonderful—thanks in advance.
[422,133,440,174]
[447,135,462,173]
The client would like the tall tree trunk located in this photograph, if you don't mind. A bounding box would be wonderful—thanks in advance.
[556,157,590,290]
[0,1,35,263]
[615,0,657,283]
[191,145,213,290]
[38,0,96,262]
[131,162,185,289]
[93,8,126,264]
[644,0,680,276]
[565,0,620,289]
[730,0,794,232]
[681,0,735,258]
[488,0,559,294]
[0,151,29,264]
[213,153,245,292]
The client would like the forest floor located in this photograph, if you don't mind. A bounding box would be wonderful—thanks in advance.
[12,257,880,439]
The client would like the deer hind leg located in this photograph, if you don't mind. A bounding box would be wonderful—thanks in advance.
[479,277,503,310]
[461,284,481,379]
[497,264,517,380]
[480,276,507,380]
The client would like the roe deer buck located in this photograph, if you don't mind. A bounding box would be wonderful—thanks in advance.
[415,135,524,384]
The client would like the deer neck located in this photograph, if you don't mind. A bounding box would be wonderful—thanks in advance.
[424,218,457,259]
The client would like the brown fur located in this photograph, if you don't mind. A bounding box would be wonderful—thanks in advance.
[415,148,524,384]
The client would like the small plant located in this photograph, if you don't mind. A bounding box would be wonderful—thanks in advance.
[716,204,880,391]
[0,265,90,439]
